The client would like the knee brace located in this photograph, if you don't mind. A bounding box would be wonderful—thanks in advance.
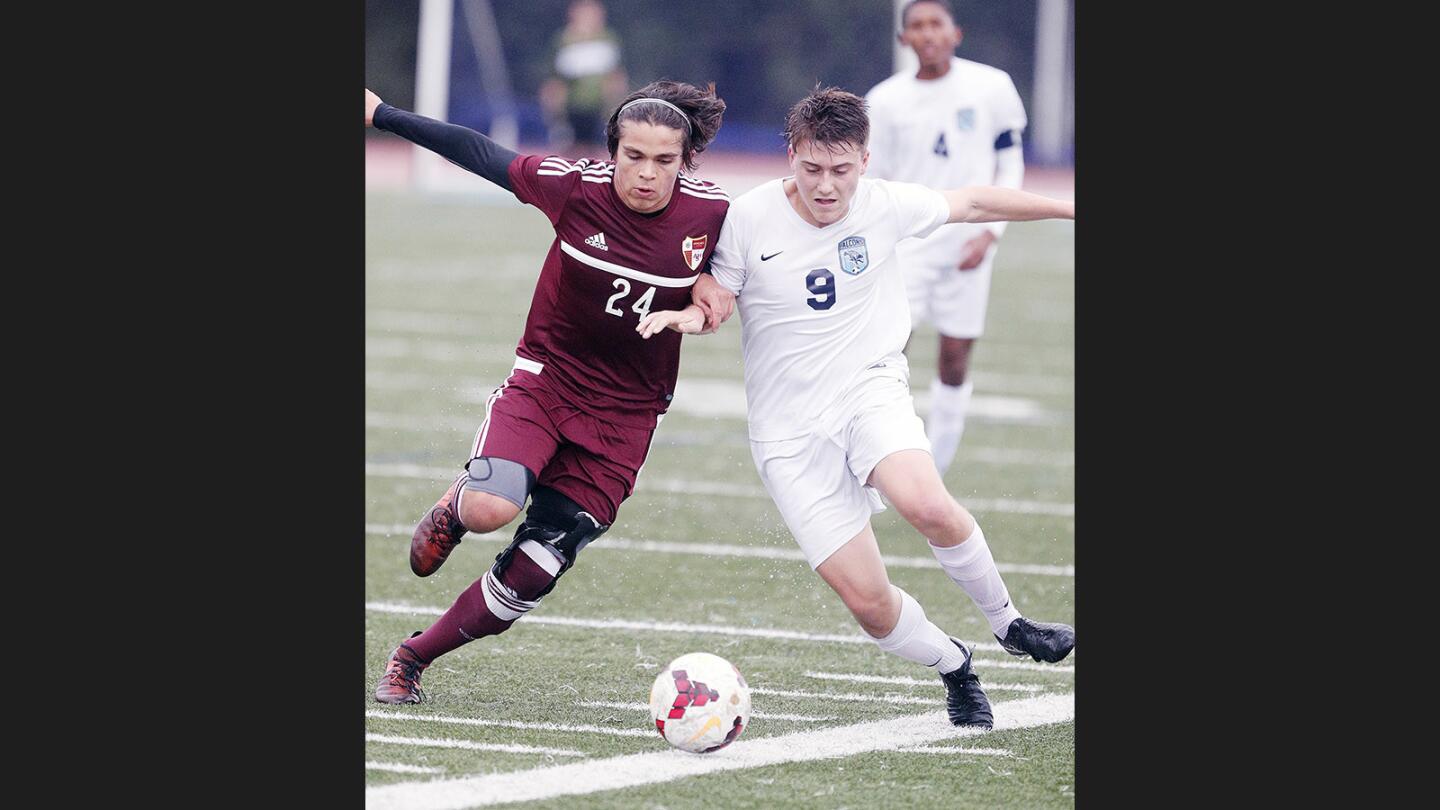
[490,486,610,603]
[463,456,536,509]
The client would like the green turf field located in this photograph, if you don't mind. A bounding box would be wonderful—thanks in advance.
[365,189,1075,808]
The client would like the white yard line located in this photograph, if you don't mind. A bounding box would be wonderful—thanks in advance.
[366,709,653,739]
[367,762,445,774]
[363,409,1073,467]
[804,672,1047,692]
[367,369,1075,405]
[897,746,1015,756]
[364,460,1076,517]
[365,602,1075,670]
[362,517,1075,576]
[575,700,836,723]
[365,734,586,758]
[748,687,945,706]
[364,693,1073,810]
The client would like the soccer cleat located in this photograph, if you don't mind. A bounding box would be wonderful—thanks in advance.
[995,617,1075,663]
[374,633,429,704]
[410,474,469,577]
[939,638,993,729]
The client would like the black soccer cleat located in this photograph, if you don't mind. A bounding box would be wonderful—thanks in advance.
[939,638,993,729]
[995,617,1075,663]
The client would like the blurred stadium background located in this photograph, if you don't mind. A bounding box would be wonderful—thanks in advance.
[366,0,1073,195]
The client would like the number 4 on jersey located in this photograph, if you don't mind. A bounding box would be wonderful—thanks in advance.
[933,132,948,157]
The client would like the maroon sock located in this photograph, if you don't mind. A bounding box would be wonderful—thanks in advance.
[406,551,558,662]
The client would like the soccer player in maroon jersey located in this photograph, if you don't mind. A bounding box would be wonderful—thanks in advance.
[366,80,736,704]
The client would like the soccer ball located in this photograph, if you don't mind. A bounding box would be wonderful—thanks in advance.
[648,652,751,753]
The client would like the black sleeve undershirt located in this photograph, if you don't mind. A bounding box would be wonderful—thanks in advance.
[372,102,518,191]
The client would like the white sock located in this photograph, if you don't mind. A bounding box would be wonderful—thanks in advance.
[871,587,967,675]
[927,380,973,476]
[929,521,1022,638]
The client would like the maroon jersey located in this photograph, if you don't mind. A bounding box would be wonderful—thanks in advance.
[505,154,729,428]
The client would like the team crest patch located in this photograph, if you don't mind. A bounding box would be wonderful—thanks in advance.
[682,234,708,271]
[838,236,869,275]
[957,107,975,131]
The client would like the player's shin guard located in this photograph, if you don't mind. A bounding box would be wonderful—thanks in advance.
[928,521,1023,637]
[927,380,972,476]
[870,587,967,675]
[404,487,608,663]
[404,546,559,663]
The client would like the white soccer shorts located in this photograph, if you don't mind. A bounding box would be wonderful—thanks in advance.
[749,363,931,569]
[900,241,995,340]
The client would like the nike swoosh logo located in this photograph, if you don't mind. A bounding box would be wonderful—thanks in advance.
[685,715,723,744]
[761,251,783,261]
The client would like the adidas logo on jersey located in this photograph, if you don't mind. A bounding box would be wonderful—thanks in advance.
[585,232,609,251]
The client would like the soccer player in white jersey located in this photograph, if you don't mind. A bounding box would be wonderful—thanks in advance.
[637,88,1074,729]
[865,0,1031,476]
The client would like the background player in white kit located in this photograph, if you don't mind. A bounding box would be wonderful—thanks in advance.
[638,88,1073,728]
[865,0,1029,476]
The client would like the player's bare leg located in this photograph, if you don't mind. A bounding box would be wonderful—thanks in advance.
[814,523,991,728]
[869,449,1074,663]
[814,523,900,637]
[928,335,976,477]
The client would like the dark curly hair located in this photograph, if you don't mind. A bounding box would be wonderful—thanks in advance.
[606,80,726,172]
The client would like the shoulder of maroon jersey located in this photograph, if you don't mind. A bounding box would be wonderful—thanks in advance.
[531,155,616,182]
[676,172,730,205]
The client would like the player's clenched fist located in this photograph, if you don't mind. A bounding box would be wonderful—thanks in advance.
[365,89,383,127]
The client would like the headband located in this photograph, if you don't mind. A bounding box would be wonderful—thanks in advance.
[618,97,689,123]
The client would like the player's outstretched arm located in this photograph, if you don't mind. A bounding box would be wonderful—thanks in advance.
[636,305,712,339]
[365,88,518,191]
[943,186,1074,225]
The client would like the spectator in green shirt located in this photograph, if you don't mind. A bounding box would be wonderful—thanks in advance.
[540,0,629,154]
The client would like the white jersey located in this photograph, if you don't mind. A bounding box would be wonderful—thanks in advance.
[865,57,1026,268]
[709,177,950,441]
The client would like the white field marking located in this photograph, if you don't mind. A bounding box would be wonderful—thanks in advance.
[416,374,1056,425]
[366,710,652,739]
[365,734,586,758]
[367,310,526,335]
[961,446,1074,466]
[364,693,1074,810]
[748,687,945,706]
[362,518,1074,577]
[366,413,482,433]
[924,371,1071,397]
[962,659,1074,673]
[639,477,1077,518]
[897,746,1015,756]
[362,462,1076,520]
[363,413,1075,468]
[365,332,1073,373]
[366,338,519,364]
[804,672,1047,692]
[367,762,445,774]
[365,601,1073,667]
[575,700,836,723]
[367,256,540,283]
[367,367,1071,403]
[1024,299,1074,323]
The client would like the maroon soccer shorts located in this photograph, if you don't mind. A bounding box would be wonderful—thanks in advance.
[469,364,661,526]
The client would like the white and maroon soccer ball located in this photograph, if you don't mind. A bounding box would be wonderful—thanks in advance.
[648,652,750,753]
